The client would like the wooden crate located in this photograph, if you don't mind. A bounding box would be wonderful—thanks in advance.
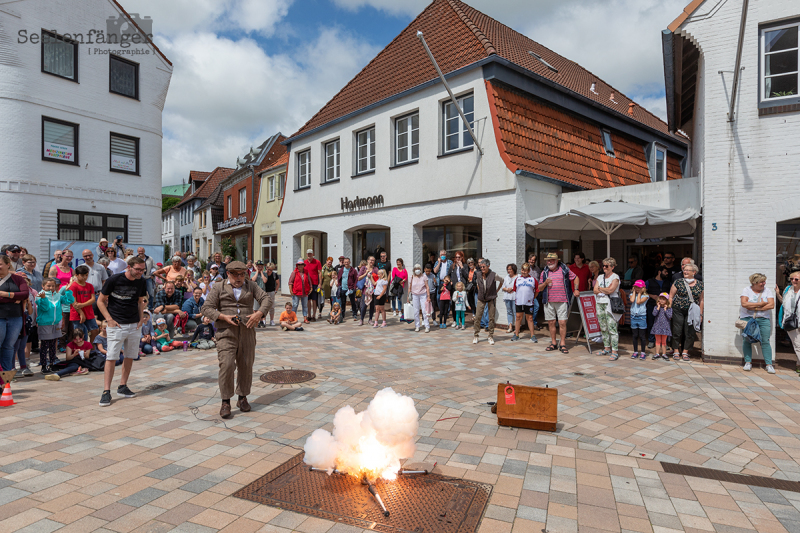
[496,383,558,432]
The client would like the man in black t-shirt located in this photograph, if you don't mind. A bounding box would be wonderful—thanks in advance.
[96,256,147,407]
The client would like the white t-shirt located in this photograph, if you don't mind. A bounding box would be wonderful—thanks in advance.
[502,275,516,301]
[740,286,774,319]
[514,275,537,306]
[374,279,388,298]
[86,262,108,292]
[108,258,128,275]
[595,273,620,304]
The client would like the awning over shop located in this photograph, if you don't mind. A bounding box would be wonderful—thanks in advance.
[525,200,700,257]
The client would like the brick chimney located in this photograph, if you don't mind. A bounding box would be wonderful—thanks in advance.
[628,102,635,115]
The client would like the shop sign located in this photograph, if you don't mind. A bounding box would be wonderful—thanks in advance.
[341,195,385,212]
[218,216,247,230]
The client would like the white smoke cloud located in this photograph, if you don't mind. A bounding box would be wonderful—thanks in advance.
[304,387,419,480]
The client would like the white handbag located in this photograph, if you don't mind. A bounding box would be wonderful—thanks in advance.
[403,302,415,320]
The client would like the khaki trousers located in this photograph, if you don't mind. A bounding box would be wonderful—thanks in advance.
[216,324,256,400]
[473,298,496,337]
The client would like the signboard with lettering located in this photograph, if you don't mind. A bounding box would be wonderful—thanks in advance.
[341,195,384,211]
[217,217,248,231]
[44,142,75,162]
[575,291,603,353]
[111,155,136,173]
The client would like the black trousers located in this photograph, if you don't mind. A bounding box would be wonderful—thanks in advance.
[360,296,375,322]
[339,289,359,317]
[438,300,450,322]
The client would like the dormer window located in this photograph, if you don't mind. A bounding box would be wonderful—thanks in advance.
[654,144,667,182]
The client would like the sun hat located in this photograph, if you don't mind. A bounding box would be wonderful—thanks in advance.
[633,280,646,288]
[545,252,559,261]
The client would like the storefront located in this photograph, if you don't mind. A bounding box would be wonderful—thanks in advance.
[216,218,252,262]
[422,223,481,265]
[353,228,389,264]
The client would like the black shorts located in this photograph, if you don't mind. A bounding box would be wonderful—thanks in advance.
[516,304,534,315]
[375,294,388,306]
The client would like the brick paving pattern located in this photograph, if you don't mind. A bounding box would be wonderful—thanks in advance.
[2,296,800,532]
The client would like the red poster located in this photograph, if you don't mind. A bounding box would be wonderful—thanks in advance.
[578,293,601,336]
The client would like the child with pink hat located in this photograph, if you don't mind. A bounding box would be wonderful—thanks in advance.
[629,280,649,359]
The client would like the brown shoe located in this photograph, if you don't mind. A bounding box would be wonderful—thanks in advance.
[220,402,232,419]
[237,397,251,412]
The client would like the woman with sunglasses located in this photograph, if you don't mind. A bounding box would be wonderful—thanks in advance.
[593,258,621,360]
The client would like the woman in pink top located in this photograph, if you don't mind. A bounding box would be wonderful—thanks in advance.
[407,263,431,332]
[49,249,74,289]
[390,258,408,319]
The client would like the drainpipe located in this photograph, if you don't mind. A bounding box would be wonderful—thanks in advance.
[417,31,483,155]
[727,0,749,122]
[250,164,256,262]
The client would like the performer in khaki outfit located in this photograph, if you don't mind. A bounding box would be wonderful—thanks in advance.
[201,261,270,419]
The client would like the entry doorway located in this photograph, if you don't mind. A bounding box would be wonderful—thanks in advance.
[353,228,389,264]
[625,237,695,281]
[422,224,481,265]
[776,219,800,355]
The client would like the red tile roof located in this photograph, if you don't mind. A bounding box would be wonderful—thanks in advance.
[667,0,705,32]
[487,81,681,190]
[189,171,211,184]
[258,151,289,175]
[176,166,235,208]
[292,0,674,138]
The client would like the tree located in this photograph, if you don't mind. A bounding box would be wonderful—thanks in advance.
[221,237,236,260]
[162,197,180,212]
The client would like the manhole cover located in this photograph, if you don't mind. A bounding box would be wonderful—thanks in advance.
[260,370,316,384]
[234,452,491,532]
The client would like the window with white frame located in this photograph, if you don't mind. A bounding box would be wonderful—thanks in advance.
[227,195,232,217]
[396,113,419,164]
[356,128,375,173]
[654,145,667,182]
[278,172,285,198]
[443,94,474,153]
[239,188,246,214]
[761,22,799,101]
[297,151,311,188]
[261,235,278,264]
[325,140,340,181]
[601,129,615,157]
[268,176,275,200]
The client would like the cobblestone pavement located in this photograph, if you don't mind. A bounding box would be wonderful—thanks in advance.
[2,298,800,532]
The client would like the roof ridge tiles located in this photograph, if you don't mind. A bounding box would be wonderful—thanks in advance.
[447,0,496,56]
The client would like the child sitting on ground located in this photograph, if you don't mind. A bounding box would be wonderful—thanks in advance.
[190,316,216,349]
[139,309,159,356]
[280,302,303,331]
[45,330,90,381]
[154,317,183,352]
[651,293,673,360]
[328,302,342,324]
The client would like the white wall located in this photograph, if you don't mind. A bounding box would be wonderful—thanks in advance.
[559,177,701,212]
[0,0,171,259]
[680,1,800,359]
[281,68,513,225]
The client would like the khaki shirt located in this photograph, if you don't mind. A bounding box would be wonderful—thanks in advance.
[201,278,270,330]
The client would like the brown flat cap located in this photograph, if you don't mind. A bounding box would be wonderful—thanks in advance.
[226,261,247,271]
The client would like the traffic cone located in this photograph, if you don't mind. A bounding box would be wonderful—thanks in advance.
[0,383,15,407]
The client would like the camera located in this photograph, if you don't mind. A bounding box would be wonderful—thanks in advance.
[231,316,240,324]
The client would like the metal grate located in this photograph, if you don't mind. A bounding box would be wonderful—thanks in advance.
[260,370,316,384]
[661,462,800,493]
[234,453,492,532]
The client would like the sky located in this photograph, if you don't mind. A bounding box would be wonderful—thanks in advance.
[120,0,688,186]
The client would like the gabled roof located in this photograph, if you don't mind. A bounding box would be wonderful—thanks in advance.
[161,184,190,197]
[667,0,705,32]
[487,81,682,190]
[176,166,235,209]
[112,0,172,66]
[189,170,211,184]
[259,151,289,175]
[290,0,673,140]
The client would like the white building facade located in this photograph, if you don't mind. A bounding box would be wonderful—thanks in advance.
[280,0,688,298]
[664,0,800,362]
[0,0,172,258]
[161,208,177,259]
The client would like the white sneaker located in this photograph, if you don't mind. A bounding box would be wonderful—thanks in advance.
[766,365,776,374]
[473,336,478,344]
[415,326,420,332]
[270,320,275,326]
[488,337,495,345]
[743,362,752,371]
[424,327,430,333]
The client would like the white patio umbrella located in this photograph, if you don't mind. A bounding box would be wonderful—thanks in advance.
[525,200,700,257]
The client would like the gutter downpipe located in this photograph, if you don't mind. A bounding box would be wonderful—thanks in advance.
[728,0,749,122]
[417,31,483,155]
[250,164,257,263]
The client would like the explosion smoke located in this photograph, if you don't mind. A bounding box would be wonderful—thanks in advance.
[303,387,419,480]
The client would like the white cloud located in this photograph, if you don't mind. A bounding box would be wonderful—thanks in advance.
[156,28,379,182]
[330,0,428,18]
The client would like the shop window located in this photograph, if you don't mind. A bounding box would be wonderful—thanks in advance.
[261,235,278,264]
[356,128,375,174]
[42,30,78,81]
[761,22,799,102]
[42,117,78,165]
[57,210,127,242]
[421,225,481,265]
[110,55,139,99]
[325,139,340,181]
[297,151,311,188]
[110,132,139,174]
[442,94,474,153]
[395,113,419,164]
